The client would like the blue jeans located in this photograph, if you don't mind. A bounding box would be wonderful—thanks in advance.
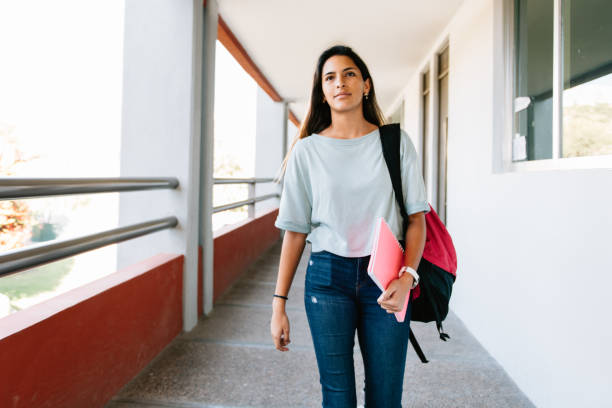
[304,250,413,408]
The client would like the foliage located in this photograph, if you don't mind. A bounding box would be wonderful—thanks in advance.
[564,103,612,158]
[214,152,248,214]
[0,124,78,311]
[0,258,74,302]
[0,200,32,251]
[0,123,39,251]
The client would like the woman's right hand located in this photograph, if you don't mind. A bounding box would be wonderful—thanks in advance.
[270,308,291,352]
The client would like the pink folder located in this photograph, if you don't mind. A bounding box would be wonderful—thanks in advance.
[367,217,410,322]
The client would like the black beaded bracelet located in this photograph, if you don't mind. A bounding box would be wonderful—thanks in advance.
[273,294,288,300]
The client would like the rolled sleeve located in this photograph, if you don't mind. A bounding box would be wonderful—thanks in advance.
[274,142,312,233]
[401,130,430,216]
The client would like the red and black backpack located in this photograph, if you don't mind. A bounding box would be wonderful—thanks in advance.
[379,123,458,364]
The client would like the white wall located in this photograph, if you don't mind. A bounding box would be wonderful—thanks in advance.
[395,0,612,406]
[118,0,204,331]
[254,87,284,215]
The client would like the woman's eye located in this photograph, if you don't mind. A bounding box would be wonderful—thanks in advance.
[325,76,333,81]
[346,71,356,77]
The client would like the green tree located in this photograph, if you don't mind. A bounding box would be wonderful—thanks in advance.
[563,103,612,158]
[0,123,39,251]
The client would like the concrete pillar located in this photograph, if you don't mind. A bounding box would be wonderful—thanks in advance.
[118,0,204,331]
[200,0,217,317]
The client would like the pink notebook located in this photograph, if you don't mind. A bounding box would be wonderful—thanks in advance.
[367,217,410,322]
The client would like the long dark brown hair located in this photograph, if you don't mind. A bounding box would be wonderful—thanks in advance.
[274,45,386,182]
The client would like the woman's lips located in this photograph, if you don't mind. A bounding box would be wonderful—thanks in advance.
[335,93,351,98]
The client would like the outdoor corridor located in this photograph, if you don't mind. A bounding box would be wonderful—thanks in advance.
[106,239,535,408]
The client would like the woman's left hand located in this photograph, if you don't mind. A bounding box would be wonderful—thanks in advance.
[377,275,413,313]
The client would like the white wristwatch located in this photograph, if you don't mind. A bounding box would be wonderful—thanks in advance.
[398,266,419,289]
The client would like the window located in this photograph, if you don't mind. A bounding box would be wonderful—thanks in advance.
[437,47,449,224]
[513,0,612,162]
[422,70,430,184]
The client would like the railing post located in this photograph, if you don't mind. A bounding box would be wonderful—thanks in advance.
[248,180,255,218]
[200,0,219,318]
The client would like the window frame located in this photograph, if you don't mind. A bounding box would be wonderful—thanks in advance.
[500,0,612,172]
[421,69,430,185]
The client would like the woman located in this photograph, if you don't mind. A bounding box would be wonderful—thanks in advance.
[270,45,429,408]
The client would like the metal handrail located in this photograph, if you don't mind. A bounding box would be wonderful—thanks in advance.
[213,177,277,185]
[0,217,178,277]
[212,178,280,215]
[0,176,281,276]
[213,193,280,213]
[0,177,179,200]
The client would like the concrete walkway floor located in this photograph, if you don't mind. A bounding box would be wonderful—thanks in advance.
[107,239,535,408]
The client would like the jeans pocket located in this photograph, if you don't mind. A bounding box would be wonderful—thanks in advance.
[306,251,333,287]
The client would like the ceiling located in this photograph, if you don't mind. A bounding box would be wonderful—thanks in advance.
[217,0,465,121]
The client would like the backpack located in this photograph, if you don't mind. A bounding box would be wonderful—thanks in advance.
[379,123,458,364]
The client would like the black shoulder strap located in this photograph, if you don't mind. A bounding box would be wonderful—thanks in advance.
[379,123,409,236]
[380,123,429,364]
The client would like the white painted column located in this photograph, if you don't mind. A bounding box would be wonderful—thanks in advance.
[200,0,218,317]
[254,88,284,216]
[118,0,204,331]
[286,118,299,154]
[281,102,289,168]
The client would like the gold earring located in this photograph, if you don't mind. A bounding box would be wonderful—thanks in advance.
[364,93,369,100]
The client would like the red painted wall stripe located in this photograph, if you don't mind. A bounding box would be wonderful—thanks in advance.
[211,208,280,303]
[197,210,280,315]
[0,253,184,408]
[0,210,282,407]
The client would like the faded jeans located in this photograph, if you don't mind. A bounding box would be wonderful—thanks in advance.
[304,250,413,408]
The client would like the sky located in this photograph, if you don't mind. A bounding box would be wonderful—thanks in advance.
[0,1,259,310]
[1,1,607,179]
[0,2,257,233]
[0,1,125,177]
[0,3,257,180]
[214,40,257,177]
[564,72,612,107]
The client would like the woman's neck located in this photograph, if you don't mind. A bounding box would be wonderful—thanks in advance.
[322,109,378,139]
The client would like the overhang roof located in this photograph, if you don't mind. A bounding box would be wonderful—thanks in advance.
[217,0,465,122]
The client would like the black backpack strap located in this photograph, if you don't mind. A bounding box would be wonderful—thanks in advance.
[379,124,409,235]
[380,124,431,364]
[409,332,429,363]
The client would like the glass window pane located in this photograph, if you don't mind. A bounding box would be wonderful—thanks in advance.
[514,0,554,161]
[562,0,612,158]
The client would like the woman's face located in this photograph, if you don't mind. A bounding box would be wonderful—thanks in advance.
[320,55,371,114]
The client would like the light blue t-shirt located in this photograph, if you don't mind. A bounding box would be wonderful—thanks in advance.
[274,127,430,257]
